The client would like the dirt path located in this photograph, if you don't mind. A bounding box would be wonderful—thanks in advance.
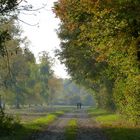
[31,112,77,140]
[76,109,108,140]
[30,109,108,140]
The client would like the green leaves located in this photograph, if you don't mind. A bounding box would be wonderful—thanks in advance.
[0,0,18,15]
[54,0,140,123]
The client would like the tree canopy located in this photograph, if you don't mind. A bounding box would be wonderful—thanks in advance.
[54,0,140,124]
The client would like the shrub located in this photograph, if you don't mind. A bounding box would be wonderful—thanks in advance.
[0,108,21,136]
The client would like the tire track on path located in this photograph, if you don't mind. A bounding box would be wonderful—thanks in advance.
[77,109,108,140]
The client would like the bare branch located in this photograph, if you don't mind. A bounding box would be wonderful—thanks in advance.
[17,3,47,12]
[18,18,39,26]
[19,12,37,16]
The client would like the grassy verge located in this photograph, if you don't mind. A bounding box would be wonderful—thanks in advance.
[65,119,78,140]
[88,108,140,140]
[0,111,64,140]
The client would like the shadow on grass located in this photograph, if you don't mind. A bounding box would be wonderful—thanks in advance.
[27,129,64,140]
[0,125,35,140]
[77,127,108,140]
[1,124,59,140]
[1,122,140,140]
[29,124,140,140]
[103,126,140,140]
[76,126,140,140]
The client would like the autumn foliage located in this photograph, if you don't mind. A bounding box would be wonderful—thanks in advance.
[54,0,140,124]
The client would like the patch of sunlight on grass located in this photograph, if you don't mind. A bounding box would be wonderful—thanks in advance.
[96,114,120,125]
[65,119,78,140]
[33,114,56,125]
[68,119,77,127]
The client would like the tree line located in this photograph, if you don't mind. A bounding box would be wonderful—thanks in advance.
[0,20,61,109]
[53,79,94,106]
[0,0,63,109]
[54,0,140,124]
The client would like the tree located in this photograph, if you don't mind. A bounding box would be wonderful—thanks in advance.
[53,79,95,106]
[39,51,53,104]
[54,0,114,110]
[0,19,36,108]
[48,77,62,105]
[0,0,21,15]
[54,0,140,123]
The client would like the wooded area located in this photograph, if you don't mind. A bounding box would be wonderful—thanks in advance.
[0,0,140,140]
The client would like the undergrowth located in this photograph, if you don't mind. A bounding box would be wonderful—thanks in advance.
[0,109,21,137]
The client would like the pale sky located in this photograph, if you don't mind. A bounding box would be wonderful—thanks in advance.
[19,0,69,78]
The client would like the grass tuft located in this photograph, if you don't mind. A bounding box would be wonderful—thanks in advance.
[65,119,78,140]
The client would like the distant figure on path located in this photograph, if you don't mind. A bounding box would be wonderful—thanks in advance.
[79,102,82,109]
[77,103,79,109]
[77,102,82,109]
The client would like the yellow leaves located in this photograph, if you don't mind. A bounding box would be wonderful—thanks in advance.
[48,78,62,91]
[96,55,107,62]
[66,23,77,32]
[80,24,86,31]
[33,82,42,95]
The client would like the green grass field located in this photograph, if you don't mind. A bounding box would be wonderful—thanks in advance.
[88,108,140,140]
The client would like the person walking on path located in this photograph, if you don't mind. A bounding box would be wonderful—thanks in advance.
[77,102,82,109]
